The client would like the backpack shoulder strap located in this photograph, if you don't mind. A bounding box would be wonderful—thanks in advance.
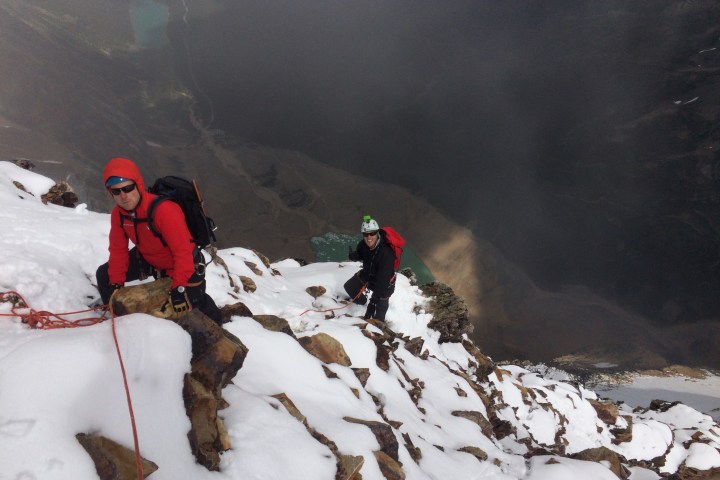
[146,196,168,246]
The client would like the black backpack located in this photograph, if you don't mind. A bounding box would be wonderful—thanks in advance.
[146,176,217,249]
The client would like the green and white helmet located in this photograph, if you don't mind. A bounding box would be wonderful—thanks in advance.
[361,214,379,233]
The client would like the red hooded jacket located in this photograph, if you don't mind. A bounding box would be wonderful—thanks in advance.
[103,158,195,289]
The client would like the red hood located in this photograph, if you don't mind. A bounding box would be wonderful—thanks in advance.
[103,157,145,193]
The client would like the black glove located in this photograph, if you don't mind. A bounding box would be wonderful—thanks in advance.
[364,299,377,320]
[348,246,361,262]
[364,296,389,321]
[168,286,192,317]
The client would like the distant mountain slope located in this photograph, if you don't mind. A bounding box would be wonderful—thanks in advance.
[1,0,719,370]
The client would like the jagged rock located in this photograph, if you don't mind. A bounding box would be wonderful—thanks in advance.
[352,367,370,387]
[12,180,28,194]
[253,314,296,338]
[402,433,422,463]
[344,417,399,461]
[571,446,629,479]
[110,278,172,318]
[459,446,488,462]
[41,181,78,207]
[489,412,515,440]
[420,282,473,343]
[12,158,35,170]
[111,282,246,471]
[244,261,263,275]
[183,375,224,471]
[76,433,158,480]
[299,332,352,366]
[452,410,495,438]
[675,463,720,480]
[252,250,272,269]
[175,310,248,392]
[461,339,496,381]
[399,267,417,286]
[240,275,257,293]
[219,301,254,323]
[323,364,339,379]
[611,415,634,444]
[404,337,424,356]
[337,455,364,480]
[376,342,392,371]
[306,285,327,299]
[272,393,307,423]
[374,450,405,480]
[589,399,620,425]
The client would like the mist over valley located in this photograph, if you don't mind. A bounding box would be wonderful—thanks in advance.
[0,0,719,369]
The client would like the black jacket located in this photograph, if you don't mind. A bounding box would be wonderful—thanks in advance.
[352,231,396,298]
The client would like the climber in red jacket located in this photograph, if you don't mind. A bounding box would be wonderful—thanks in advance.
[95,157,221,323]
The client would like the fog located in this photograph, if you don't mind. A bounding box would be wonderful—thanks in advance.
[173,0,720,325]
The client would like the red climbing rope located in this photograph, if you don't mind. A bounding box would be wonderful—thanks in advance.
[109,300,144,480]
[0,290,144,479]
[0,290,106,328]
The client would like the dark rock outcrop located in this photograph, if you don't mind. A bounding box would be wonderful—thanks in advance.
[420,282,473,343]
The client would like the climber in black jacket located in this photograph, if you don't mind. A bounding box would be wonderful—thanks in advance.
[344,216,396,321]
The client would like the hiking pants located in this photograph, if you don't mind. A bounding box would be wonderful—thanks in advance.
[96,247,222,324]
[344,273,391,321]
[343,274,368,305]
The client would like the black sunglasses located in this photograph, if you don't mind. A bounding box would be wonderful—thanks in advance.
[363,231,379,237]
[109,184,137,196]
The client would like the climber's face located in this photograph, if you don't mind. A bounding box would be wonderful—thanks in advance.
[363,230,379,249]
[109,180,141,211]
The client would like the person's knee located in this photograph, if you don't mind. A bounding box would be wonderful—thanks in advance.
[96,263,109,286]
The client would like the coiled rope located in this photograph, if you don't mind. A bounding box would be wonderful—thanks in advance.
[0,290,144,479]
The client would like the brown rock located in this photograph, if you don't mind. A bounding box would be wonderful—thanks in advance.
[219,301,254,323]
[420,282,473,343]
[461,339,496,381]
[611,415,634,444]
[344,417,399,461]
[272,393,307,423]
[253,314,296,337]
[337,455,364,480]
[110,278,172,318]
[240,275,257,293]
[452,410,495,438]
[459,446,488,462]
[252,250,272,269]
[244,261,264,275]
[299,332,352,366]
[352,367,370,387]
[404,337,424,356]
[402,432,422,463]
[571,446,628,479]
[76,433,158,480]
[306,285,327,299]
[183,375,223,471]
[589,399,620,425]
[374,450,405,480]
[41,181,78,207]
[376,342,392,372]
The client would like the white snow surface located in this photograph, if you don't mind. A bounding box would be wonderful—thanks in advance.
[0,161,719,479]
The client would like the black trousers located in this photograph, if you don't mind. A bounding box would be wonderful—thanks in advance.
[96,247,222,324]
[343,273,391,321]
